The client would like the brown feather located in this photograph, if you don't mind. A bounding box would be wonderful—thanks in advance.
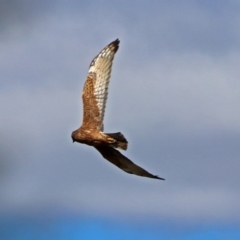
[82,73,102,129]
[94,146,164,180]
[71,39,165,180]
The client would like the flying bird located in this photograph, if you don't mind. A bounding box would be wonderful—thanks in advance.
[71,39,164,180]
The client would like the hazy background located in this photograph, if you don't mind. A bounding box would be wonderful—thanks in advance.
[1,0,240,239]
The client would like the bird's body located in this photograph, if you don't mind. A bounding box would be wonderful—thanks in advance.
[72,129,127,150]
[72,39,164,180]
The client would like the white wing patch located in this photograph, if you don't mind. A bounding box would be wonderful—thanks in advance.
[88,40,119,130]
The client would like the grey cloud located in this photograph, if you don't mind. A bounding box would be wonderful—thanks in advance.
[0,0,26,29]
[103,0,240,56]
[0,0,57,37]
[1,0,240,225]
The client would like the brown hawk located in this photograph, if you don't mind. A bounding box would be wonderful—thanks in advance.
[72,39,164,180]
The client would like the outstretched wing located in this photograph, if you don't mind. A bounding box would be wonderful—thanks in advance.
[95,146,165,180]
[81,39,120,130]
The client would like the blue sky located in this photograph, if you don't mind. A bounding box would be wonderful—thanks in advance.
[1,0,240,239]
[1,216,240,240]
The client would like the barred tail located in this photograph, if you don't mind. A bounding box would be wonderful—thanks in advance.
[105,132,128,150]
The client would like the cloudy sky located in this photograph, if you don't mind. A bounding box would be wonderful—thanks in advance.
[1,0,240,239]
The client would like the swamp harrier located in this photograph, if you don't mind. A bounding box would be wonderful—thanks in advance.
[71,39,164,180]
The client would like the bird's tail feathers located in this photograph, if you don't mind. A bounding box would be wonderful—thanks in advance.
[105,132,128,150]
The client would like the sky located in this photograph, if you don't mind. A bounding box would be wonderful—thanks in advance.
[1,0,240,239]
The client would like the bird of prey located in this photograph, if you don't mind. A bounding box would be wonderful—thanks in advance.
[71,39,164,180]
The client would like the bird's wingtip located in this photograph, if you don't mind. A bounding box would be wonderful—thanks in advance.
[156,176,165,180]
[114,38,120,44]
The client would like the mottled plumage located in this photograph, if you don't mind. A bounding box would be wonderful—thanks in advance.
[71,39,164,180]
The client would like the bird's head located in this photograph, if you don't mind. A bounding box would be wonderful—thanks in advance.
[71,131,76,143]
